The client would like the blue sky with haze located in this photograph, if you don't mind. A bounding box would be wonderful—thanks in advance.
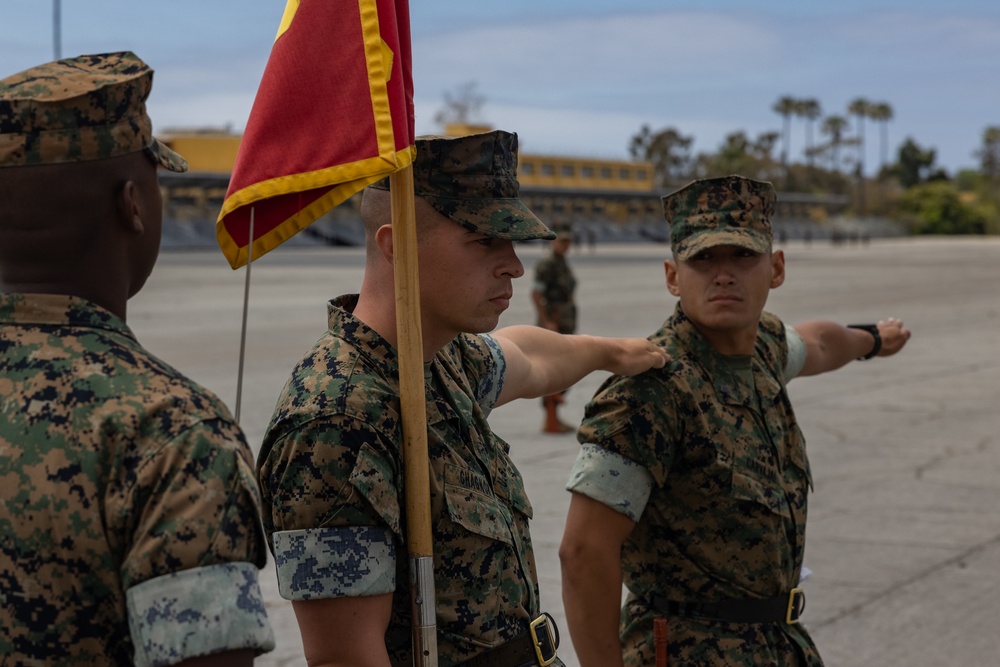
[4,0,998,175]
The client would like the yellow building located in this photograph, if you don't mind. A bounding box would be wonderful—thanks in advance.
[155,125,848,236]
[159,128,242,175]
[159,124,656,193]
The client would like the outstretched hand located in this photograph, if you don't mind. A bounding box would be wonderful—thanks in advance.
[604,337,669,376]
[876,317,911,357]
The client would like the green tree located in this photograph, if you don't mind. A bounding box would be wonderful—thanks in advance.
[869,102,894,172]
[628,124,694,187]
[975,126,1000,195]
[694,131,779,182]
[897,181,987,235]
[892,137,946,188]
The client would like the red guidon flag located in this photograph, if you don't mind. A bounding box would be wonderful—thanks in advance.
[217,0,415,268]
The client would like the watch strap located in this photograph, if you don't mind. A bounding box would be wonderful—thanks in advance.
[847,323,881,360]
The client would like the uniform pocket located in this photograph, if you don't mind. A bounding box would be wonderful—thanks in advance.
[729,468,791,519]
[435,463,518,647]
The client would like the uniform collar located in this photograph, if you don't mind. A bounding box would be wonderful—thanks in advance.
[0,292,134,339]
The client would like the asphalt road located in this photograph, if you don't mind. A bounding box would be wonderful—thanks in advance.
[130,236,1000,666]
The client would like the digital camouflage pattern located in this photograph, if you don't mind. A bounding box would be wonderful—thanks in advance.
[572,304,822,666]
[0,293,273,665]
[0,51,187,171]
[371,130,555,241]
[259,294,564,667]
[533,252,577,334]
[664,175,774,260]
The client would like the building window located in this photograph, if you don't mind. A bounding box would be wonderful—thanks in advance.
[581,166,594,178]
[619,168,631,180]
[521,163,534,175]
[561,164,575,177]
[541,163,555,176]
[600,167,612,179]
[636,169,648,180]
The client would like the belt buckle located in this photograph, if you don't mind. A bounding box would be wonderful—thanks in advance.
[529,614,557,666]
[786,588,805,625]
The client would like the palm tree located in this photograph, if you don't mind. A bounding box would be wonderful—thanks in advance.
[869,102,894,172]
[772,96,797,180]
[978,126,1000,196]
[821,115,849,173]
[796,98,822,169]
[848,97,871,177]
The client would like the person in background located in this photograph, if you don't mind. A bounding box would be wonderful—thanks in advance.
[0,52,274,666]
[532,224,578,433]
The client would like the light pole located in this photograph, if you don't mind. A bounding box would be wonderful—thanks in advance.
[53,0,62,60]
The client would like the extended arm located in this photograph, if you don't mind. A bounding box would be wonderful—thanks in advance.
[559,492,636,667]
[292,594,394,667]
[491,325,668,406]
[794,316,910,377]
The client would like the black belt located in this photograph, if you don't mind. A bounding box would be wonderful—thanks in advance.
[456,613,559,667]
[652,588,805,625]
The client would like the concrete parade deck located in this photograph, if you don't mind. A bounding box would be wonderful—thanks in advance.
[130,237,1000,666]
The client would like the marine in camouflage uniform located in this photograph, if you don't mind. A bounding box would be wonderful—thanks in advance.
[0,52,274,665]
[570,305,817,665]
[559,176,911,666]
[532,227,578,433]
[532,227,577,336]
[258,131,669,667]
[259,296,546,666]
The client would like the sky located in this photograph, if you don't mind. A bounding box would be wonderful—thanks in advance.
[3,0,999,176]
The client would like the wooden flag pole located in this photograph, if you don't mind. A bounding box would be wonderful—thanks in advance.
[389,165,438,666]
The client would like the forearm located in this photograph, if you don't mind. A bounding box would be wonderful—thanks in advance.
[561,536,626,667]
[794,320,875,376]
[493,325,665,404]
[562,561,625,667]
[794,316,911,378]
[559,493,633,667]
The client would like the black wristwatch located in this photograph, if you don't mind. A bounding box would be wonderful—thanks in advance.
[847,324,881,360]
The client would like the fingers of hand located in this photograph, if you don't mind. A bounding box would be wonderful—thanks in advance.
[878,317,911,352]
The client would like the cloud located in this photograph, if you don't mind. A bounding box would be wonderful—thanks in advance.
[413,8,999,172]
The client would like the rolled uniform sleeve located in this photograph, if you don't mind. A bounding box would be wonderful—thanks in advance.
[566,444,654,522]
[475,334,506,415]
[783,324,807,382]
[259,414,402,601]
[127,563,271,667]
[119,417,274,664]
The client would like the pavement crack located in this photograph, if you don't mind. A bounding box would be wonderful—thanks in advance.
[811,531,1000,629]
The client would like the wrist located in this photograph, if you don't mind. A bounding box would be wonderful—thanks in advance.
[847,323,881,360]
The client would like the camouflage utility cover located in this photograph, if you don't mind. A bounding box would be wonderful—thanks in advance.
[664,175,774,260]
[371,130,555,241]
[571,304,822,666]
[0,51,187,171]
[0,293,273,665]
[533,252,577,334]
[259,295,564,667]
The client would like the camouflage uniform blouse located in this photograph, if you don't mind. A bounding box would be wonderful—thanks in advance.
[259,295,558,667]
[533,252,577,334]
[0,293,274,666]
[568,305,822,667]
